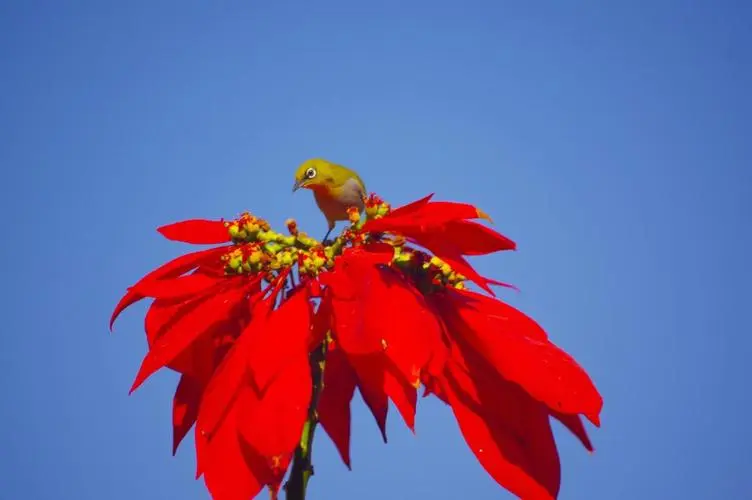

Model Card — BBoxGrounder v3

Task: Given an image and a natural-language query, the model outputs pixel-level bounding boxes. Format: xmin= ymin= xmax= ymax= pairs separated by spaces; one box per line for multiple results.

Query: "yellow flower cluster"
xmin=219 ymin=202 xmax=467 ymax=290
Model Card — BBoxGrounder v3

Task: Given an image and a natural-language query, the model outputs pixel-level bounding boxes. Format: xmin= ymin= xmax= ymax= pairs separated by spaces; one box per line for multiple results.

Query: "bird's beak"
xmin=292 ymin=180 xmax=301 ymax=192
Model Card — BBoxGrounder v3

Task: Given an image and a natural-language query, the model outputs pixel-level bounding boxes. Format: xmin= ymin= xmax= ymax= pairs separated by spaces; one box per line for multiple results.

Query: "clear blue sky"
xmin=1 ymin=1 xmax=750 ymax=499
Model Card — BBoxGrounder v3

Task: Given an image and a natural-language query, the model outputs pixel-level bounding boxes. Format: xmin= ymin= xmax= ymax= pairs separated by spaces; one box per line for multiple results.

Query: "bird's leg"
xmin=321 ymin=227 xmax=333 ymax=245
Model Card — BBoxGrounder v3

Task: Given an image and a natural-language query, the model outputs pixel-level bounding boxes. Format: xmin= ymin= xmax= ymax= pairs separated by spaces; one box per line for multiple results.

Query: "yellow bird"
xmin=292 ymin=158 xmax=367 ymax=242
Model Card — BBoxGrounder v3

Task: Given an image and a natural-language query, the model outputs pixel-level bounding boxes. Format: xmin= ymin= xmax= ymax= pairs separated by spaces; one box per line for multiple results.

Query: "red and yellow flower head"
xmin=110 ymin=193 xmax=602 ymax=500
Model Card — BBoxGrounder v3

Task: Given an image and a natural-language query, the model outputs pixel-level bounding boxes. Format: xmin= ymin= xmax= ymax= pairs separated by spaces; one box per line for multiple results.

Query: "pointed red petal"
xmin=327 ymin=262 xmax=431 ymax=435
xmin=172 ymin=374 xmax=204 ymax=455
xmin=110 ymin=290 xmax=147 ymax=331
xmin=309 ymin=293 xmax=332 ymax=351
xmin=170 ymin=330 xmax=219 ymax=381
xmin=247 ymin=286 xmax=312 ymax=394
xmin=444 ymin=346 xmax=561 ymax=500
xmin=435 ymin=289 xmax=603 ymax=426
xmin=157 ymin=219 xmax=231 ymax=244
xmin=237 ymin=353 xmax=312 ymax=464
xmin=144 ymin=298 xmax=190 ymax=347
xmin=551 ymin=411 xmax=594 ymax=452
xmin=110 ymin=246 xmax=227 ymax=330
xmin=362 ymin=200 xmax=485 ymax=234
xmin=420 ymin=201 xmax=491 ymax=224
xmin=306 ymin=277 xmax=322 ymax=298
xmin=135 ymin=273 xmax=223 ymax=300
xmin=443 ymin=219 xmax=517 ymax=254
xmin=319 ymin=245 xmax=394 ymax=296
xmin=260 ymin=452 xmax=293 ymax=498
xmin=383 ymin=364 xmax=417 ymax=433
xmin=435 ymin=288 xmax=548 ymax=341
xmin=421 ymin=371 xmax=449 ymax=405
xmin=326 ymin=252 xmax=392 ymax=354
xmin=362 ymin=268 xmax=442 ymax=387
xmin=129 ymin=283 xmax=247 ymax=394
xmin=349 ymin=352 xmax=417 ymax=436
xmin=444 ymin=380 xmax=559 ymax=499
xmin=350 ymin=355 xmax=388 ymax=443
xmin=318 ymin=343 xmax=356 ymax=469
xmin=197 ymin=297 xmax=270 ymax=439
xmin=486 ymin=278 xmax=520 ymax=291
xmin=386 ymin=193 xmax=434 ymax=218
xmin=196 ymin=403 xmax=265 ymax=500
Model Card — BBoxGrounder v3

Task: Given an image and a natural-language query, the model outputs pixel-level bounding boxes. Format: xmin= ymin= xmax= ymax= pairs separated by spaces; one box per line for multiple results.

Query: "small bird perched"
xmin=292 ymin=158 xmax=367 ymax=242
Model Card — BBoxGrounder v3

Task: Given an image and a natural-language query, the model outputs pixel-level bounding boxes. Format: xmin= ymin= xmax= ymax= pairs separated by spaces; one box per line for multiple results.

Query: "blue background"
xmin=2 ymin=1 xmax=750 ymax=499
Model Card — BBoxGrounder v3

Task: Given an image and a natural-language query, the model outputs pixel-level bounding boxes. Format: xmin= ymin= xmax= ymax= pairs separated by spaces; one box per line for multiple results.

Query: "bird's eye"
xmin=305 ymin=167 xmax=317 ymax=179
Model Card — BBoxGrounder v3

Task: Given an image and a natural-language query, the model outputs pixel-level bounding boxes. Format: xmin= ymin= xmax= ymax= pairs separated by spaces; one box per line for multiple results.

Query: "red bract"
xmin=157 ymin=219 xmax=232 ymax=244
xmin=430 ymin=288 xmax=603 ymax=427
xmin=111 ymin=194 xmax=602 ymax=500
xmin=362 ymin=199 xmax=517 ymax=294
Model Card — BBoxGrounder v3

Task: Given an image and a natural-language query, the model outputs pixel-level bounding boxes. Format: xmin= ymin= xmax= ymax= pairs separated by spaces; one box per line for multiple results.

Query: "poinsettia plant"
xmin=110 ymin=193 xmax=602 ymax=500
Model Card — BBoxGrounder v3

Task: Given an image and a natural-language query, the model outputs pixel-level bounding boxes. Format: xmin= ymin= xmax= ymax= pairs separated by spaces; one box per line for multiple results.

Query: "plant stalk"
xmin=284 ymin=338 xmax=327 ymax=500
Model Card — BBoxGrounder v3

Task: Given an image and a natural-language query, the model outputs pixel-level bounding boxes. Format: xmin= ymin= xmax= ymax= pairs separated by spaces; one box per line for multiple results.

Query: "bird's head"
xmin=293 ymin=158 xmax=338 ymax=193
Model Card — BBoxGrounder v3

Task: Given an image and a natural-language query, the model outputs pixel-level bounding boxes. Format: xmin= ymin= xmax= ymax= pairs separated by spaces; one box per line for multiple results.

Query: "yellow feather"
xmin=293 ymin=158 xmax=367 ymax=236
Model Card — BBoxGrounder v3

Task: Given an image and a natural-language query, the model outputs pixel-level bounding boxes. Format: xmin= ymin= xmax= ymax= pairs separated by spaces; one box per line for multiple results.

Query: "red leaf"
xmin=247 ymin=286 xmax=312 ymax=394
xmin=144 ymin=298 xmax=226 ymax=379
xmin=170 ymin=331 xmax=219 ymax=381
xmin=386 ymin=193 xmax=434 ymax=218
xmin=318 ymin=343 xmax=356 ymax=469
xmin=435 ymin=288 xmax=548 ymax=341
xmin=383 ymin=364 xmax=417 ymax=433
xmin=318 ymin=244 xmax=393 ymax=299
xmin=363 ymin=198 xmax=511 ymax=294
xmin=420 ymin=201 xmax=491 ymax=222
xmin=434 ymin=289 xmax=603 ymax=426
xmin=237 ymin=353 xmax=312 ymax=464
xmin=349 ymin=352 xmax=417 ymax=435
xmin=551 ymin=411 xmax=594 ymax=452
xmin=110 ymin=246 xmax=227 ymax=330
xmin=363 ymin=268 xmax=442 ymax=387
xmin=444 ymin=346 xmax=561 ymax=500
xmin=442 ymin=219 xmax=517 ymax=254
xmin=351 ymin=356 xmax=389 ymax=443
xmin=144 ymin=298 xmax=190 ymax=346
xmin=135 ymin=273 xmax=223 ymax=300
xmin=195 ymin=402 xmax=266 ymax=500
xmin=362 ymin=200 xmax=487 ymax=234
xmin=321 ymin=244 xmax=402 ymax=353
xmin=129 ymin=283 xmax=247 ymax=394
xmin=197 ymin=297 xmax=271 ymax=440
xmin=421 ymin=371 xmax=449 ymax=405
xmin=172 ymin=374 xmax=204 ymax=455
xmin=326 ymin=260 xmax=434 ymax=435
xmin=326 ymin=255 xmax=388 ymax=354
xmin=310 ymin=293 xmax=332 ymax=351
xmin=157 ymin=219 xmax=231 ymax=244
xmin=307 ymin=277 xmax=322 ymax=298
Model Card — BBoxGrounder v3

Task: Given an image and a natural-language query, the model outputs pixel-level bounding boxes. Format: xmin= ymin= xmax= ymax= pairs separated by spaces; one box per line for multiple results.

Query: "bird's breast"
xmin=313 ymin=178 xmax=365 ymax=222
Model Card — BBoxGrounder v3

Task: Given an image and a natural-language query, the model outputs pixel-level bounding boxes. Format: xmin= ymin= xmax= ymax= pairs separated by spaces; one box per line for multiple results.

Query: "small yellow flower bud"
xmin=286 ymin=218 xmax=298 ymax=235
xmin=347 ymin=206 xmax=361 ymax=224
xmin=280 ymin=251 xmax=294 ymax=266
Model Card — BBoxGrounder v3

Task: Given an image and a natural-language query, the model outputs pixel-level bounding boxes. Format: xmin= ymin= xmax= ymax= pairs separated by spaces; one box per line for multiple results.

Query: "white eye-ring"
xmin=305 ymin=167 xmax=317 ymax=179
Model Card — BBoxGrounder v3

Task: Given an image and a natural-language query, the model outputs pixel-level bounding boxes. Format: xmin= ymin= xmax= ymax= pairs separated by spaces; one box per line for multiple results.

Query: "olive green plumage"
xmin=292 ymin=158 xmax=367 ymax=241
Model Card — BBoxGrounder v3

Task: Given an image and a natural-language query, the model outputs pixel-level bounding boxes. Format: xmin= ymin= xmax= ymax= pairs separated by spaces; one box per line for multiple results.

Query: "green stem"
xmin=285 ymin=339 xmax=327 ymax=500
